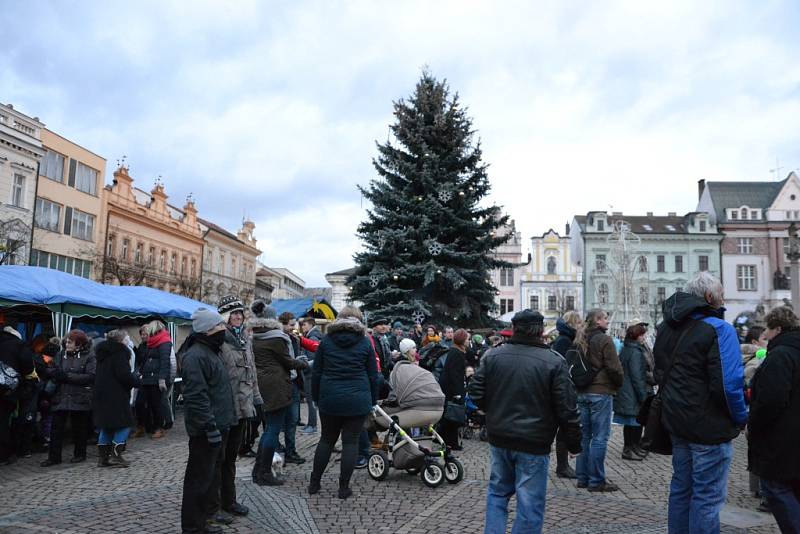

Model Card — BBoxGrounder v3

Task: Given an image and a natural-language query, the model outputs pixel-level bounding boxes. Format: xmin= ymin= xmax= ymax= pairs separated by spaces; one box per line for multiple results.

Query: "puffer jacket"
xmin=180 ymin=334 xmax=235 ymax=437
xmin=654 ymin=292 xmax=747 ymax=445
xmin=579 ymin=327 xmax=624 ymax=395
xmin=50 ymin=346 xmax=96 ymax=412
xmin=469 ymin=336 xmax=581 ymax=455
xmin=748 ymin=328 xmax=800 ymax=482
xmin=613 ymin=340 xmax=652 ymax=418
xmin=312 ymin=318 xmax=378 ymax=417
xmin=219 ymin=326 xmax=262 ymax=421
xmin=140 ymin=330 xmax=172 ymax=385
xmin=250 ymin=318 xmax=307 ymax=413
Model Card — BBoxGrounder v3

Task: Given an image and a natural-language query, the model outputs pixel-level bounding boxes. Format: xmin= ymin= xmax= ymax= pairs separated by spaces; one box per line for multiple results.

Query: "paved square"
xmin=0 ymin=405 xmax=780 ymax=533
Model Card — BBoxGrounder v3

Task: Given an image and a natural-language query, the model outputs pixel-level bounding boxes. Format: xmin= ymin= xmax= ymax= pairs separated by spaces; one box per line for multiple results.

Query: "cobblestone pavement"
xmin=0 ymin=404 xmax=780 ymax=533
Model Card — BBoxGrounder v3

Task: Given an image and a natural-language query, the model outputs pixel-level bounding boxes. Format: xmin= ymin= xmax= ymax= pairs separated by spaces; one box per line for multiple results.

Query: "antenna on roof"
xmin=770 ymin=157 xmax=784 ymax=181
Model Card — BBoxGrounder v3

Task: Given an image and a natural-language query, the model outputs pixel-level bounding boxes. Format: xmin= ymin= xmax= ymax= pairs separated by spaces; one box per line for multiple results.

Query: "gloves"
xmin=206 ymin=428 xmax=222 ymax=448
xmin=255 ymin=403 xmax=266 ymax=426
xmin=158 ymin=379 xmax=167 ymax=392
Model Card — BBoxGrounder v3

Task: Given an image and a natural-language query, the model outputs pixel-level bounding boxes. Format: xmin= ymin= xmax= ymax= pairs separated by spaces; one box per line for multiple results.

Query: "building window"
xmin=11 ymin=174 xmax=25 ymax=208
xmin=638 ymin=256 xmax=648 ymax=272
xmin=500 ymin=267 xmax=514 ymax=286
xmin=231 ymin=258 xmax=236 ymax=278
xmin=597 ymin=219 xmax=605 ymax=231
xmin=191 ymin=258 xmax=197 ymax=277
xmin=530 ymin=295 xmax=539 ymax=311
xmin=500 ymin=298 xmax=514 ymax=315
xmin=657 ymin=255 xmax=665 ymax=272
xmin=181 ymin=256 xmax=187 ymax=275
xmin=699 ymin=220 xmax=707 ymax=232
xmin=75 ymin=162 xmax=98 ymax=195
xmin=699 ymin=255 xmax=709 ymax=272
xmin=70 ymin=210 xmax=95 ymax=241
xmin=121 ymin=239 xmax=129 ymax=260
xmin=547 ymin=295 xmax=557 ymax=311
xmin=657 ymin=287 xmax=666 ymax=303
xmin=31 ymin=249 xmax=92 ymax=278
xmin=170 ymin=253 xmax=177 ymax=274
xmin=34 ymin=198 xmax=61 ymax=232
xmin=547 ymin=257 xmax=557 ymax=275
xmin=219 ymin=254 xmax=225 ymax=274
xmin=737 ymin=238 xmax=753 ymax=254
xmin=107 ymin=236 xmax=115 ymax=257
xmin=639 ymin=287 xmax=648 ymax=306
xmin=595 ymin=254 xmax=606 ymax=273
xmin=675 ymin=255 xmax=683 ymax=273
xmin=751 ymin=210 xmax=758 ymax=220
xmin=160 ymin=250 xmax=166 ymax=271
xmin=730 ymin=210 xmax=738 ymax=220
xmin=566 ymin=295 xmax=575 ymax=311
xmin=598 ymin=283 xmax=609 ymax=305
xmin=41 ymin=150 xmax=65 ymax=182
xmin=737 ymin=265 xmax=757 ymax=291
xmin=741 ymin=209 xmax=749 ymax=220
xmin=135 ymin=243 xmax=143 ymax=264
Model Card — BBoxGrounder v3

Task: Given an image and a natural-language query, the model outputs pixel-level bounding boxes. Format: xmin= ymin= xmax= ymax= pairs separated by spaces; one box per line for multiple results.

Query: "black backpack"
xmin=564 ymin=344 xmax=598 ymax=389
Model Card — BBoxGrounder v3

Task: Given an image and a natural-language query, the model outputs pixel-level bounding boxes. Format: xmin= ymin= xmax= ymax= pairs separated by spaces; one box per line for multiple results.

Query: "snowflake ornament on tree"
xmin=437 ymin=189 xmax=453 ymax=202
xmin=427 ymin=240 xmax=443 ymax=256
xmin=411 ymin=310 xmax=426 ymax=325
xmin=369 ymin=274 xmax=379 ymax=287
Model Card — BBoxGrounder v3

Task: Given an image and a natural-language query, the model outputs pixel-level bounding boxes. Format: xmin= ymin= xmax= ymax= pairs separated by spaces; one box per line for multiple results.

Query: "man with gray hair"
xmin=654 ymin=271 xmax=747 ymax=533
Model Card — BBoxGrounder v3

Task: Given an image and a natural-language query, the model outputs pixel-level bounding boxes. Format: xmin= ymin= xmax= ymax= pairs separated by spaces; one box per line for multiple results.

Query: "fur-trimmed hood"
xmin=327 ymin=318 xmax=366 ymax=336
xmin=247 ymin=317 xmax=282 ymax=332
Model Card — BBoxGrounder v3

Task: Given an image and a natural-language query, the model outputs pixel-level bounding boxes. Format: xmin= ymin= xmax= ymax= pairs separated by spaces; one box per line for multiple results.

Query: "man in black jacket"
xmin=654 ymin=272 xmax=747 ymax=534
xmin=0 ymin=326 xmax=33 ymax=464
xmin=748 ymin=306 xmax=800 ymax=532
xmin=469 ymin=310 xmax=581 ymax=534
xmin=180 ymin=309 xmax=235 ymax=534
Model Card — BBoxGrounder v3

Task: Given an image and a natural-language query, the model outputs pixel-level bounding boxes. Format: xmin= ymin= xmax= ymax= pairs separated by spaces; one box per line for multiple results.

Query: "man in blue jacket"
xmin=654 ymin=272 xmax=747 ymax=534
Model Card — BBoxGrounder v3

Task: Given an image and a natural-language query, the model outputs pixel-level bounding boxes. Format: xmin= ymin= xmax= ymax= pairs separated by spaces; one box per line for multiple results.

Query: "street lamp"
xmin=787 ymin=222 xmax=800 ymax=309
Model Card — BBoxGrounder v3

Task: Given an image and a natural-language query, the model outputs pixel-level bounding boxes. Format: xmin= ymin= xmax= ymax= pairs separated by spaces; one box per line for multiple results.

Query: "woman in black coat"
xmin=438 ymin=329 xmax=468 ymax=450
xmin=94 ymin=331 xmax=141 ymax=467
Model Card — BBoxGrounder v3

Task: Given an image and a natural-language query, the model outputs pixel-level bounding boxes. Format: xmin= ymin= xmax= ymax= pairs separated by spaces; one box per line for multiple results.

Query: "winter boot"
xmin=109 ymin=442 xmax=130 ymax=468
xmin=555 ymin=441 xmax=577 ymax=478
xmin=337 ymin=478 xmax=352 ymax=500
xmin=308 ymin=472 xmax=322 ymax=495
xmin=97 ymin=444 xmax=112 ymax=467
xmin=254 ymin=447 xmax=283 ymax=486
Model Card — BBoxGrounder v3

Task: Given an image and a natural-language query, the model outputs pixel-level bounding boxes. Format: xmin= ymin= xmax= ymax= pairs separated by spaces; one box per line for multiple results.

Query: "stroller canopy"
xmin=389 ymin=360 xmax=445 ymax=410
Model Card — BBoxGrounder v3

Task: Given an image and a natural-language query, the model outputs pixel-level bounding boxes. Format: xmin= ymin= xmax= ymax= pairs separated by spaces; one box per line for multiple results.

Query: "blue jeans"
xmin=484 ymin=445 xmax=549 ymax=534
xmin=668 ymin=436 xmax=733 ymax=534
xmin=576 ymin=393 xmax=612 ymax=487
xmin=761 ymin=478 xmax=800 ymax=533
xmin=259 ymin=407 xmax=287 ymax=451
xmin=97 ymin=427 xmax=130 ymax=445
xmin=282 ymin=384 xmax=301 ymax=454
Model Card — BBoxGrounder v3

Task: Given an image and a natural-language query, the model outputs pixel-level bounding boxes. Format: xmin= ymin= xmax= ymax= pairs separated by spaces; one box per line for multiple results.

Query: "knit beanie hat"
xmin=399 ymin=338 xmax=416 ymax=355
xmin=217 ymin=295 xmax=245 ymax=315
xmin=192 ymin=308 xmax=226 ymax=333
xmin=250 ymin=299 xmax=277 ymax=319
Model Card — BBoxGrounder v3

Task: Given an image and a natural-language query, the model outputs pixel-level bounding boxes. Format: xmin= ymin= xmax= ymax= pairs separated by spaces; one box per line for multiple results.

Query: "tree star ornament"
xmin=411 ymin=310 xmax=426 ymax=325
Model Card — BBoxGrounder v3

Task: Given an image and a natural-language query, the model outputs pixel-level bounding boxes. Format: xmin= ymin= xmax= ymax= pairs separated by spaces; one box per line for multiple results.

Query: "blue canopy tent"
xmin=0 ymin=266 xmax=211 ymax=339
xmin=271 ymin=297 xmax=337 ymax=321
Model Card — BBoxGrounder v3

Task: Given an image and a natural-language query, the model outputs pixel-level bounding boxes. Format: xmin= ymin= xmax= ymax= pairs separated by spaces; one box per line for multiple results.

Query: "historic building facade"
xmin=260 ymin=266 xmax=305 ymax=300
xmin=490 ymin=218 xmax=524 ymax=317
xmin=0 ymin=103 xmax=43 ymax=266
xmin=570 ymin=211 xmax=722 ymax=331
xmin=325 ymin=267 xmax=358 ymax=311
xmin=199 ymin=218 xmax=260 ymax=307
xmin=31 ymin=128 xmax=105 ymax=279
xmin=521 ymin=227 xmax=583 ymax=328
xmin=697 ymin=174 xmax=800 ymax=320
xmin=100 ymin=165 xmax=204 ymax=298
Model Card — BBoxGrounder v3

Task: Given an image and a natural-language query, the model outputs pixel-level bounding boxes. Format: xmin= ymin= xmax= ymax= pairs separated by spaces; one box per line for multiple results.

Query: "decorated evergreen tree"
xmin=349 ymin=70 xmax=511 ymax=329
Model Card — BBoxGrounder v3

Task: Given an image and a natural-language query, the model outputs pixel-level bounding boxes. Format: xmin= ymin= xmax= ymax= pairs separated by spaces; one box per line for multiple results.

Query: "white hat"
xmin=399 ymin=338 xmax=416 ymax=354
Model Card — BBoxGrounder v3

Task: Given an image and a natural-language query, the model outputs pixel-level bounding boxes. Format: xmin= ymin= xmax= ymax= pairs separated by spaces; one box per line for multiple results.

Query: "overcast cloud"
xmin=2 ymin=1 xmax=799 ymax=285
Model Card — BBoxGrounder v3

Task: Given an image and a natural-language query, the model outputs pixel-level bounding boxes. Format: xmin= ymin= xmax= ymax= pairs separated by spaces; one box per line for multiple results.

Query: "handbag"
xmin=0 ymin=361 xmax=20 ymax=396
xmin=639 ymin=321 xmax=698 ymax=455
xmin=443 ymin=400 xmax=466 ymax=426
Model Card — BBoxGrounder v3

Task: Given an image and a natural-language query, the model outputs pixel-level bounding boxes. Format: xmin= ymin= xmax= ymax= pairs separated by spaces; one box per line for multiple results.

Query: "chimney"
xmin=646 ymin=212 xmax=653 ymax=217
xmin=698 ymin=179 xmax=706 ymax=200
xmin=565 ymin=222 xmax=571 ymax=235
xmin=668 ymin=212 xmax=677 ymax=216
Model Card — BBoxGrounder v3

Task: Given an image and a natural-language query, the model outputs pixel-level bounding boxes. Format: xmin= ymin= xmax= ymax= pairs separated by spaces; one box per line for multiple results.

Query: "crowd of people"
xmin=1 ymin=269 xmax=799 ymax=534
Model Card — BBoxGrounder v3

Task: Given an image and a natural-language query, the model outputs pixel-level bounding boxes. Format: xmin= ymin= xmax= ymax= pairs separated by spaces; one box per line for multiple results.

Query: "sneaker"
xmin=354 ymin=457 xmax=368 ymax=469
xmin=223 ymin=502 xmax=249 ymax=517
xmin=588 ymin=481 xmax=620 ymax=492
xmin=301 ymin=426 xmax=317 ymax=434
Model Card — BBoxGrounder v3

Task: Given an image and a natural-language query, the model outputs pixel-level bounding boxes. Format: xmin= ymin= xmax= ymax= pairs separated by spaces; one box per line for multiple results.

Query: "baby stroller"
xmin=366 ymin=360 xmax=465 ymax=488
xmin=461 ymin=392 xmax=487 ymax=441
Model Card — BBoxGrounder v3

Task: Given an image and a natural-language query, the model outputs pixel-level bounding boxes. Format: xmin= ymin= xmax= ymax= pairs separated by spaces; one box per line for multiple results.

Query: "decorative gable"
xmin=766 ymin=172 xmax=800 ymax=222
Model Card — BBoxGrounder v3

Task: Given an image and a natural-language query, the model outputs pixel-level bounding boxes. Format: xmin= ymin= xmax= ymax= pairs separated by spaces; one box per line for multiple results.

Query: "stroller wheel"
xmin=444 ymin=458 xmax=465 ymax=484
xmin=421 ymin=463 xmax=445 ymax=488
xmin=367 ymin=451 xmax=390 ymax=481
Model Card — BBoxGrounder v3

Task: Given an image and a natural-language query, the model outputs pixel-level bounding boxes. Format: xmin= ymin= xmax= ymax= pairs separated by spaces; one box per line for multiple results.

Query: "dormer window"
xmin=730 ymin=210 xmax=739 ymax=220
xmin=741 ymin=209 xmax=748 ymax=220
xmin=597 ymin=219 xmax=605 ymax=231
xmin=699 ymin=220 xmax=707 ymax=232
xmin=751 ymin=210 xmax=758 ymax=220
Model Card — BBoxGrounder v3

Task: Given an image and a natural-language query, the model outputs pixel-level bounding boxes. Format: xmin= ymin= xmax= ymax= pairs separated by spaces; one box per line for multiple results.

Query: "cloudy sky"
xmin=3 ymin=1 xmax=799 ymax=285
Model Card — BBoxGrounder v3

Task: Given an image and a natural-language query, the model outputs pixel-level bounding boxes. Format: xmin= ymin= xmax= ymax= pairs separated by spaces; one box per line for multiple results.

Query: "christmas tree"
xmin=349 ymin=70 xmax=511 ymax=329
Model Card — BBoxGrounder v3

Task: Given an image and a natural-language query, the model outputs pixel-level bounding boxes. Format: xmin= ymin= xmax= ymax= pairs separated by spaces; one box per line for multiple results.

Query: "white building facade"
xmin=490 ymin=218 xmax=523 ymax=317
xmin=521 ymin=228 xmax=583 ymax=327
xmin=0 ymin=103 xmax=44 ymax=265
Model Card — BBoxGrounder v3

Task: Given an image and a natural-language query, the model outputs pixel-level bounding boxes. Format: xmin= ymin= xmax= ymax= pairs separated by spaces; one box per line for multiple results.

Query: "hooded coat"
xmin=219 ymin=326 xmax=262 ymax=421
xmin=748 ymin=328 xmax=800 ymax=482
xmin=551 ymin=319 xmax=576 ymax=357
xmin=140 ymin=330 xmax=172 ymax=385
xmin=50 ymin=345 xmax=96 ymax=412
xmin=250 ymin=317 xmax=307 ymax=413
xmin=93 ymin=340 xmax=141 ymax=429
xmin=653 ymin=292 xmax=747 ymax=445
xmin=312 ymin=318 xmax=378 ymax=417
xmin=613 ymin=340 xmax=652 ymax=418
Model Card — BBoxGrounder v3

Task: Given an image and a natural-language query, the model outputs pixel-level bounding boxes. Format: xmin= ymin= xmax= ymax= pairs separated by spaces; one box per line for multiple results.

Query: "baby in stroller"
xmin=367 ymin=354 xmax=465 ymax=487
